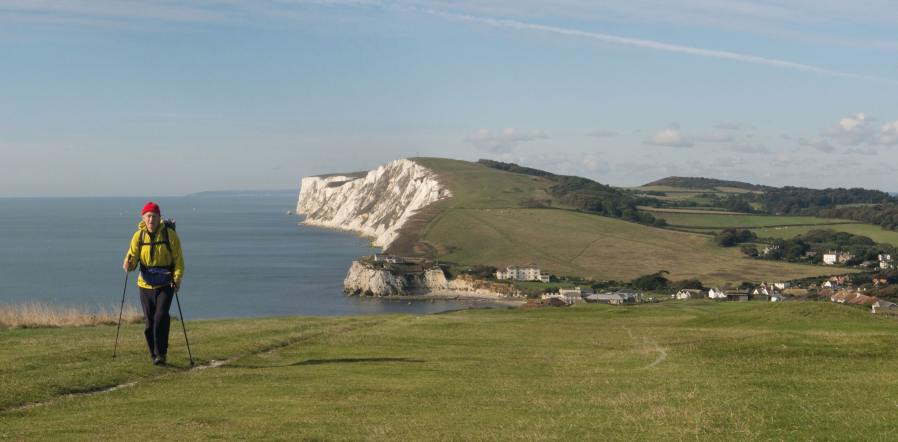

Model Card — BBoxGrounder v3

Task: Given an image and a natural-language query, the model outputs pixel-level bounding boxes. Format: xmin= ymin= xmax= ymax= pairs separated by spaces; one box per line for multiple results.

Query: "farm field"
xmin=651 ymin=212 xmax=857 ymax=229
xmin=751 ymin=223 xmax=898 ymax=246
xmin=638 ymin=206 xmax=744 ymax=215
xmin=3 ymin=302 xmax=898 ymax=441
xmin=421 ymin=207 xmax=841 ymax=285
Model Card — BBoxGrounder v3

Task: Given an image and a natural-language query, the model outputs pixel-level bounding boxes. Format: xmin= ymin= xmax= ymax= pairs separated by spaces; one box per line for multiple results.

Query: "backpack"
xmin=137 ymin=219 xmax=177 ymax=286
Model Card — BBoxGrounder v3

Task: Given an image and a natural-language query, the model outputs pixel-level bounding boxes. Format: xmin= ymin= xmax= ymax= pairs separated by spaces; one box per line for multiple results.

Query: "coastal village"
xmin=358 ymin=255 xmax=898 ymax=314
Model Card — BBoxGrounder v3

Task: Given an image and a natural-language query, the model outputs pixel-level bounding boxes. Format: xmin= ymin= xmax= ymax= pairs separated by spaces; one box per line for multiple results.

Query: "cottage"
xmin=753 ymin=285 xmax=773 ymax=296
xmin=543 ymin=287 xmax=589 ymax=305
xmin=675 ymin=289 xmax=702 ymax=300
xmin=879 ymin=254 xmax=894 ymax=269
xmin=847 ymin=294 xmax=879 ymax=306
xmin=708 ymin=287 xmax=727 ymax=299
xmin=768 ymin=293 xmax=785 ymax=302
xmin=873 ymin=300 xmax=898 ymax=313
xmin=374 ymin=253 xmax=389 ymax=262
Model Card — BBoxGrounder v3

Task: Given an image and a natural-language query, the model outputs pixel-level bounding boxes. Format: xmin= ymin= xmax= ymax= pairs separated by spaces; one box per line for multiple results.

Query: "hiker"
xmin=122 ymin=202 xmax=185 ymax=365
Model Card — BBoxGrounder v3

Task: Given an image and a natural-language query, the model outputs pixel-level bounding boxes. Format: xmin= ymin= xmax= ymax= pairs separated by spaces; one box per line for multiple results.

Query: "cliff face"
xmin=344 ymin=261 xmax=519 ymax=297
xmin=295 ymin=159 xmax=452 ymax=249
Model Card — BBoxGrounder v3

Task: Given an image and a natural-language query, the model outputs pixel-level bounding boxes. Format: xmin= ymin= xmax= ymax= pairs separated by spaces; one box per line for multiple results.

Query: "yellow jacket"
xmin=125 ymin=221 xmax=185 ymax=289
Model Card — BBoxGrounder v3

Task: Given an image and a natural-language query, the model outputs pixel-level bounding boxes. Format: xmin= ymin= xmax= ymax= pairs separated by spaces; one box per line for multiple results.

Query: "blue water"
xmin=0 ymin=197 xmax=502 ymax=319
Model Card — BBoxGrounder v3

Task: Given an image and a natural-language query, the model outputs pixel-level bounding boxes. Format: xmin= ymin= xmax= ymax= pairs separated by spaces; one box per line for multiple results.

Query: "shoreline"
xmin=417 ymin=291 xmax=526 ymax=306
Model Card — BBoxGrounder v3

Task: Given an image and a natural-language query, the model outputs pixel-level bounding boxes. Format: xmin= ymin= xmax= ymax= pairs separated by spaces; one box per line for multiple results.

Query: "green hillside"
xmin=4 ymin=302 xmax=898 ymax=440
xmin=391 ymin=159 xmax=842 ymax=285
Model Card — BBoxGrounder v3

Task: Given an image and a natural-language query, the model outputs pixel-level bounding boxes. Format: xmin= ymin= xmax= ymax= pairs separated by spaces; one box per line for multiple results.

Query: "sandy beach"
xmin=423 ymin=291 xmax=527 ymax=306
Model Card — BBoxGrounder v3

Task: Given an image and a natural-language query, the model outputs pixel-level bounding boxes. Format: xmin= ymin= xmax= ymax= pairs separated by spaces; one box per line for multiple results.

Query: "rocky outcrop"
xmin=343 ymin=261 xmax=519 ymax=297
xmin=295 ymin=159 xmax=452 ymax=249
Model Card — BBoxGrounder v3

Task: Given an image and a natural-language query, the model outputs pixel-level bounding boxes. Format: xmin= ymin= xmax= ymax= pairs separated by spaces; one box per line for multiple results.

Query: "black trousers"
xmin=139 ymin=285 xmax=174 ymax=357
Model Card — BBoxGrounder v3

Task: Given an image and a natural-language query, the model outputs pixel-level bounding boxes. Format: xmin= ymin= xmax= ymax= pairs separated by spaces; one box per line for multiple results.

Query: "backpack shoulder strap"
xmin=162 ymin=226 xmax=172 ymax=254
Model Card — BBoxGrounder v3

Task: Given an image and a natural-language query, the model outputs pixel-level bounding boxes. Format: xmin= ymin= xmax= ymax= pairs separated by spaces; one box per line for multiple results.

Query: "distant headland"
xmin=185 ymin=189 xmax=300 ymax=197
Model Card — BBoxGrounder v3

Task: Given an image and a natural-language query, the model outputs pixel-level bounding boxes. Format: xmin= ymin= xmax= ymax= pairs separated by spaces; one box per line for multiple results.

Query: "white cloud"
xmin=588 ymin=130 xmax=619 ymax=137
xmin=699 ymin=132 xmax=734 ymax=142
xmin=581 ymin=155 xmax=610 ymax=173
xmin=844 ymin=157 xmax=862 ymax=166
xmin=714 ymin=122 xmax=743 ymax=130
xmin=844 ymin=146 xmax=878 ymax=155
xmin=820 ymin=113 xmax=876 ymax=145
xmin=799 ymin=137 xmax=836 ymax=153
xmin=876 ymin=120 xmax=898 ymax=145
xmin=463 ymin=128 xmax=547 ymax=153
xmin=781 ymin=134 xmax=792 ymax=140
xmin=420 ymin=8 xmax=898 ymax=85
xmin=646 ymin=130 xmax=694 ymax=147
xmin=731 ymin=140 xmax=771 ymax=154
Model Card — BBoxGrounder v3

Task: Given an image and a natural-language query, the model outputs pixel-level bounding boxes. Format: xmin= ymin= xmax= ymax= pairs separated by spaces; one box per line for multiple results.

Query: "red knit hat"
xmin=142 ymin=202 xmax=161 ymax=216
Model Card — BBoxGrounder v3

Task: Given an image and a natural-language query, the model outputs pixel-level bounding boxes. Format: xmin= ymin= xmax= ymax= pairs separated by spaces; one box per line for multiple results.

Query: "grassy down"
xmin=3 ymin=302 xmax=898 ymax=441
xmin=750 ymin=223 xmax=898 ymax=247
xmin=650 ymin=212 xmax=856 ymax=229
xmin=396 ymin=159 xmax=843 ymax=285
xmin=423 ymin=208 xmax=838 ymax=284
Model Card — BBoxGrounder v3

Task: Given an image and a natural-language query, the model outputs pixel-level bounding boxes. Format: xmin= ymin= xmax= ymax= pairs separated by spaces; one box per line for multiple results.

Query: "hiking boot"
xmin=153 ymin=354 xmax=167 ymax=365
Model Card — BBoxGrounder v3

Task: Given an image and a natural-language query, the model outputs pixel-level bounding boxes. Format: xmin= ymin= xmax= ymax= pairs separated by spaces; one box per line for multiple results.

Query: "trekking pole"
xmin=173 ymin=288 xmax=195 ymax=366
xmin=113 ymin=270 xmax=129 ymax=360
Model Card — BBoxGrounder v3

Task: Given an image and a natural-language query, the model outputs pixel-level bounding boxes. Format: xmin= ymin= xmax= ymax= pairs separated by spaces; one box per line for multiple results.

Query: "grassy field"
xmin=3 ymin=302 xmax=898 ymax=440
xmin=384 ymin=159 xmax=849 ymax=285
xmin=750 ymin=223 xmax=898 ymax=246
xmin=638 ymin=207 xmax=744 ymax=215
xmin=421 ymin=208 xmax=839 ymax=284
xmin=650 ymin=212 xmax=857 ymax=229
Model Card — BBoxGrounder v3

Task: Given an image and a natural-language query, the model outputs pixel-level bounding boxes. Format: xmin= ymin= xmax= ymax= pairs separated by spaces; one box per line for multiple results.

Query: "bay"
xmin=0 ymin=196 xmax=504 ymax=318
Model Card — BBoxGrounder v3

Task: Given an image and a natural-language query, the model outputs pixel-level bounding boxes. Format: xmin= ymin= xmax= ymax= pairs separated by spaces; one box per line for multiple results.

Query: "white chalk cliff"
xmin=343 ymin=261 xmax=520 ymax=297
xmin=295 ymin=159 xmax=452 ymax=249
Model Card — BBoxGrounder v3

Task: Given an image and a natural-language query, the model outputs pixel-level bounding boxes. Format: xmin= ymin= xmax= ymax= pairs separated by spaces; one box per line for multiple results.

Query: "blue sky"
xmin=1 ymin=1 xmax=897 ymax=196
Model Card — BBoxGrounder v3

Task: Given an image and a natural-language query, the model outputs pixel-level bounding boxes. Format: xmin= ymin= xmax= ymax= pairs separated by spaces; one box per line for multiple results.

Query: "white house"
xmin=823 ymin=251 xmax=838 ymax=265
xmin=772 ymin=282 xmax=791 ymax=290
xmin=546 ymin=287 xmax=592 ymax=304
xmin=880 ymin=254 xmax=894 ymax=269
xmin=675 ymin=289 xmax=702 ymax=300
xmin=708 ymin=288 xmax=727 ymax=299
xmin=822 ymin=281 xmax=842 ymax=290
xmin=768 ymin=293 xmax=785 ymax=302
xmin=496 ymin=264 xmax=549 ymax=282
xmin=374 ymin=253 xmax=389 ymax=261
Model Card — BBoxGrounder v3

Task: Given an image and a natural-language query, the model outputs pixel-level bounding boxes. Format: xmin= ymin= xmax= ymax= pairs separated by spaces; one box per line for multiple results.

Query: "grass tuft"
xmin=0 ymin=301 xmax=143 ymax=329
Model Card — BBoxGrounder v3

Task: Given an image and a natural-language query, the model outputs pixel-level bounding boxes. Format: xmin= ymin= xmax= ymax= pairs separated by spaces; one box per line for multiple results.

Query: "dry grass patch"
xmin=0 ymin=301 xmax=143 ymax=329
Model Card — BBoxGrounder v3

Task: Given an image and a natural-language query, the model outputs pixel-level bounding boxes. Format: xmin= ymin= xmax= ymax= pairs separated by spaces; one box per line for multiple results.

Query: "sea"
xmin=0 ymin=196 xmax=504 ymax=319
